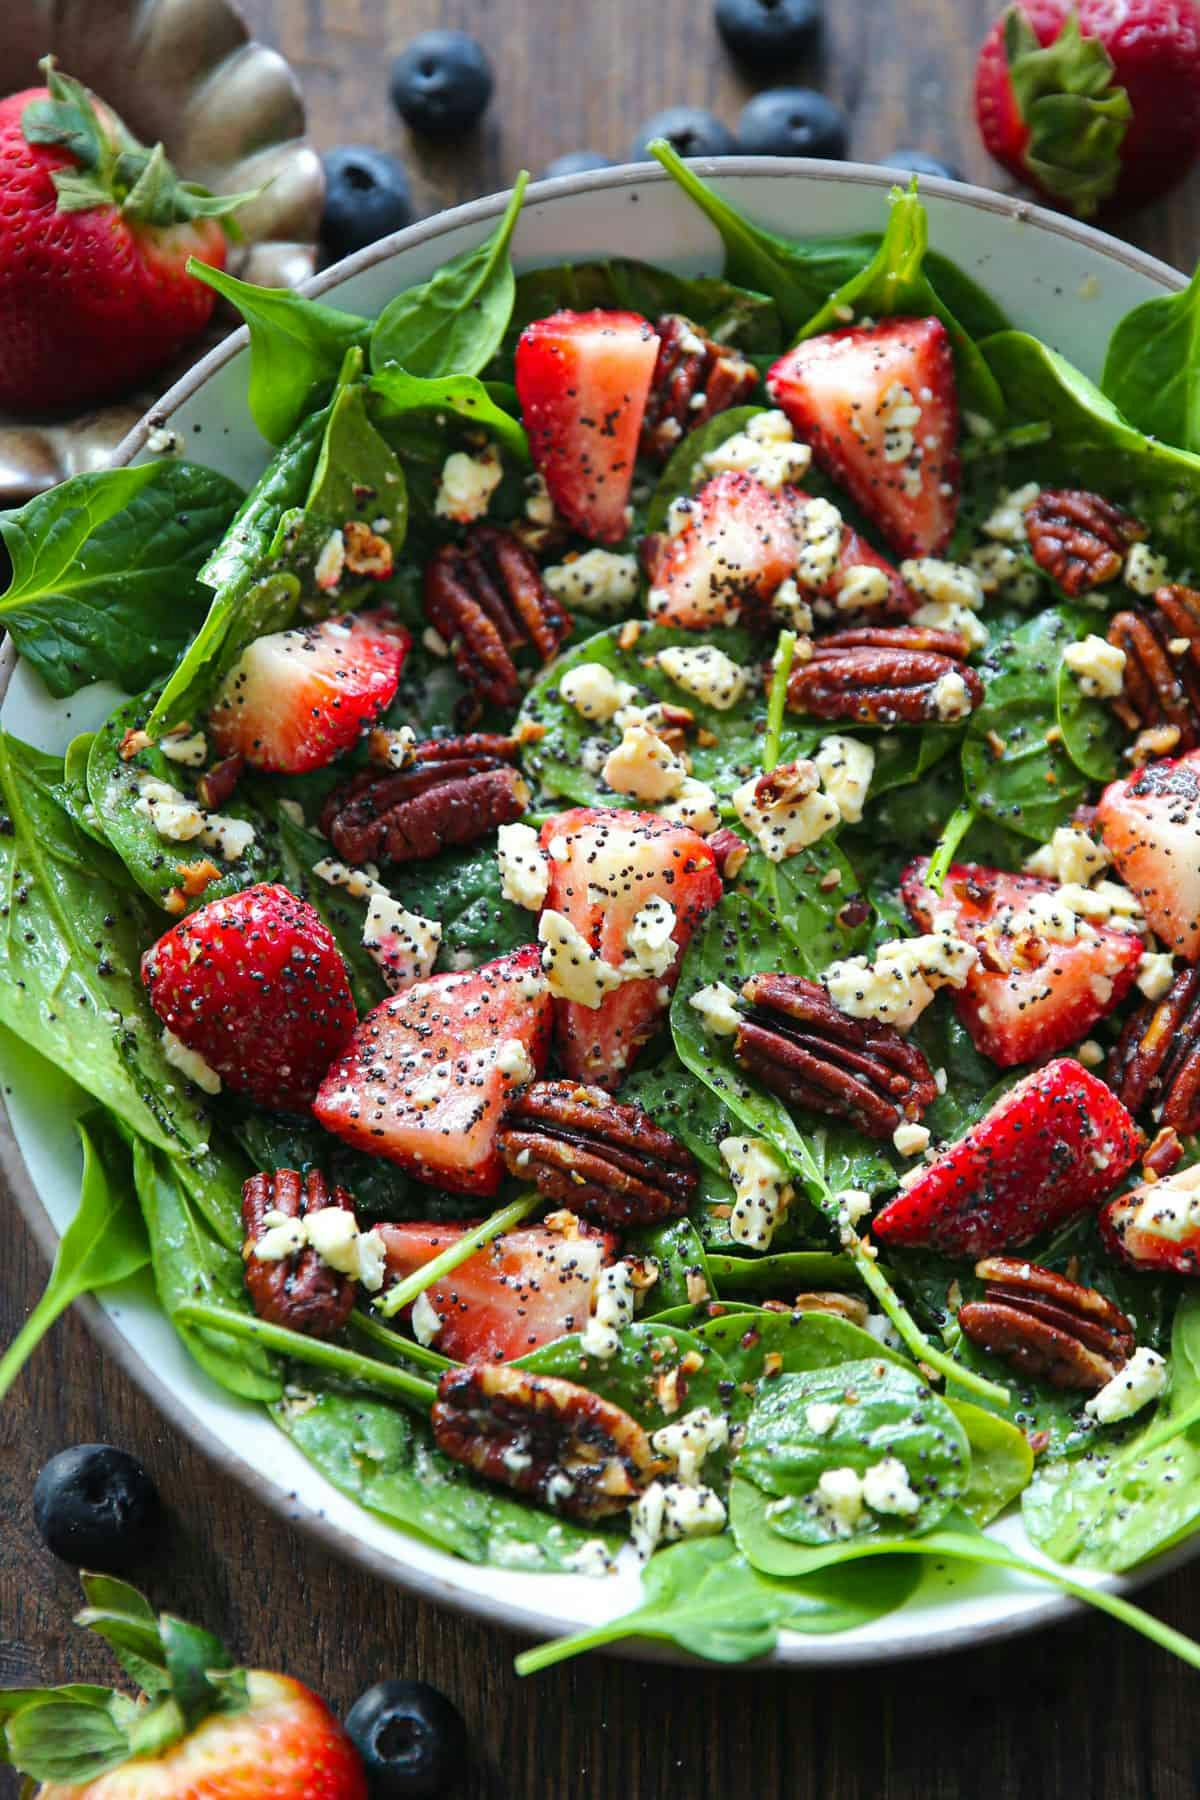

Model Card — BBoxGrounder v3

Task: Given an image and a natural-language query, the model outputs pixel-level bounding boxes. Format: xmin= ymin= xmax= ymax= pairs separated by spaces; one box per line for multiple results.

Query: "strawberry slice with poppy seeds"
xmin=208 ymin=609 xmax=410 ymax=775
xmin=515 ymin=308 xmax=660 ymax=543
xmin=142 ymin=882 xmax=358 ymax=1113
xmin=1100 ymin=1165 xmax=1200 ymax=1277
xmin=767 ymin=316 xmax=960 ymax=557
xmin=790 ymin=488 xmax=916 ymax=621
xmin=643 ymin=471 xmax=800 ymax=628
xmin=314 ymin=945 xmax=553 ymax=1195
xmin=902 ymin=857 xmax=1143 ymax=1067
xmin=538 ymin=807 xmax=723 ymax=1088
xmin=1097 ymin=749 xmax=1200 ymax=961
xmin=377 ymin=1219 xmax=620 ymax=1361
xmin=872 ymin=1058 xmax=1142 ymax=1258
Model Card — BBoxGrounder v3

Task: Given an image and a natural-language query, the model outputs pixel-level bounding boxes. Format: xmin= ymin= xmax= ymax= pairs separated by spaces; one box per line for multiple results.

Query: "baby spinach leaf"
xmin=735 ymin=838 xmax=873 ymax=974
xmin=948 ymin=1399 xmax=1033 ymax=1526
xmin=626 ymin=1217 xmax=713 ymax=1313
xmin=369 ymin=366 xmax=529 ymax=463
xmin=1101 ymin=259 xmax=1200 ymax=453
xmin=383 ymin=838 xmax=532 ymax=973
xmin=1056 ymin=650 xmax=1123 ymax=782
xmin=504 ymin=257 xmax=781 ymax=359
xmin=370 ymin=174 xmax=528 ymax=379
xmin=0 ymin=461 xmax=243 ymax=699
xmin=519 ymin=1323 xmax=731 ymax=1441
xmin=618 ymin=1052 xmax=750 ymax=1246
xmin=699 ymin=1308 xmax=906 ymax=1388
xmin=705 ymin=1250 xmax=856 ymax=1298
xmin=188 ymin=263 xmax=372 ymax=446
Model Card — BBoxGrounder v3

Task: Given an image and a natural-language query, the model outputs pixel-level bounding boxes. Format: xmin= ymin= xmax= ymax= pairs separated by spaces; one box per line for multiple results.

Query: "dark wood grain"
xmin=3 ymin=1 xmax=1200 ymax=1794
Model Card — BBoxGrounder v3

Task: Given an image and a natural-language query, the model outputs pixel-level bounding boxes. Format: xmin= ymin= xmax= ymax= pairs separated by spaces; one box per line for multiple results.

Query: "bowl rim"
xmin=2 ymin=156 xmax=1194 ymax=1667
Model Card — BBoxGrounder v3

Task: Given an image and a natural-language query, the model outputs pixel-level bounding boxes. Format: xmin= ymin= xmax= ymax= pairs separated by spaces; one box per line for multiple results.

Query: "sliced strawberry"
xmin=1097 ymin=749 xmax=1200 ymax=961
xmin=1101 ymin=1167 xmax=1200 ymax=1277
xmin=767 ymin=316 xmax=959 ymax=557
xmin=644 ymin=471 xmax=799 ymax=628
xmin=902 ymin=857 xmax=1143 ymax=1067
xmin=539 ymin=806 xmax=723 ymax=1088
xmin=208 ymin=608 xmax=410 ymax=775
xmin=515 ymin=308 xmax=660 ymax=543
xmin=313 ymin=945 xmax=552 ymax=1195
xmin=377 ymin=1220 xmax=619 ymax=1360
xmin=142 ymin=882 xmax=357 ymax=1113
xmin=791 ymin=487 xmax=916 ymax=621
xmin=872 ymin=1059 xmax=1142 ymax=1258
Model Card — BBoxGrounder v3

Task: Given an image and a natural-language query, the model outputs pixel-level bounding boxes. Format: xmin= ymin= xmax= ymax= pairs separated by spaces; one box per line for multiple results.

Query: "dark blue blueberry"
xmin=389 ymin=31 xmax=493 ymax=137
xmin=630 ymin=107 xmax=737 ymax=163
xmin=541 ymin=150 xmax=615 ymax=180
xmin=33 ymin=1445 xmax=160 ymax=1572
xmin=320 ymin=147 xmax=413 ymax=261
xmin=881 ymin=148 xmax=963 ymax=182
xmin=346 ymin=1680 xmax=467 ymax=1799
xmin=737 ymin=87 xmax=847 ymax=159
xmin=715 ymin=0 xmax=822 ymax=67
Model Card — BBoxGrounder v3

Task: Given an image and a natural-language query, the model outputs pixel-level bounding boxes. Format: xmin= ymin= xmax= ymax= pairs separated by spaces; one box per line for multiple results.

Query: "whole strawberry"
xmin=975 ymin=0 xmax=1200 ymax=215
xmin=0 ymin=58 xmax=247 ymax=412
xmin=5 ymin=1574 xmax=367 ymax=1798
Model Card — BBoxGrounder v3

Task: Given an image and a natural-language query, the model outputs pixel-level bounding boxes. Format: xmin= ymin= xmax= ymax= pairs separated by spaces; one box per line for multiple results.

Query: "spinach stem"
xmin=515 ymin=1616 xmax=647 ymax=1676
xmin=845 ymin=1235 xmax=1010 ymax=1408
xmin=762 ymin=630 xmax=797 ymax=774
xmin=926 ymin=803 xmax=976 ymax=894
xmin=174 ymin=1302 xmax=437 ymax=1412
xmin=348 ymin=1309 xmax=455 ymax=1372
xmin=373 ymin=1192 xmax=541 ymax=1319
xmin=0 ymin=1290 xmax=73 ymax=1404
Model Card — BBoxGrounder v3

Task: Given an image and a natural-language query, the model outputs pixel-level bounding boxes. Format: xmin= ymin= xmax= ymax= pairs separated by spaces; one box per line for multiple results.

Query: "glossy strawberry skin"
xmin=646 ymin=471 xmax=799 ymax=629
xmin=314 ymin=945 xmax=553 ymax=1194
xmin=0 ymin=85 xmax=225 ymax=413
xmin=378 ymin=1220 xmax=619 ymax=1360
xmin=1100 ymin=1182 xmax=1200 ymax=1277
xmin=515 ymin=308 xmax=660 ymax=543
xmin=36 ymin=1670 xmax=367 ymax=1800
xmin=540 ymin=807 xmax=723 ymax=1089
xmin=902 ymin=857 xmax=1144 ymax=1067
xmin=767 ymin=316 xmax=959 ymax=557
xmin=142 ymin=883 xmax=358 ymax=1114
xmin=872 ymin=1058 xmax=1142 ymax=1258
xmin=1097 ymin=749 xmax=1200 ymax=961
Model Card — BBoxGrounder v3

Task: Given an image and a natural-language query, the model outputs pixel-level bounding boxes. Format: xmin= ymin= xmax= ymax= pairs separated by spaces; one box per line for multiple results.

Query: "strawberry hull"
xmin=872 ymin=1059 xmax=1142 ymax=1258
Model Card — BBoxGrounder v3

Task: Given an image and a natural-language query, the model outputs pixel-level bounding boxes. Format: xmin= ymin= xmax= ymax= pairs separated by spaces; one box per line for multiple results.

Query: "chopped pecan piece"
xmin=958 ymin=1257 xmax=1134 ymax=1391
xmin=639 ymin=313 xmax=760 ymax=463
xmin=343 ymin=518 xmax=394 ymax=579
xmin=1024 ymin=489 xmax=1145 ymax=597
xmin=423 ymin=523 xmax=572 ymax=716
xmin=196 ymin=752 xmax=244 ymax=812
xmin=735 ymin=972 xmax=938 ymax=1138
xmin=707 ymin=826 xmax=749 ymax=880
xmin=431 ymin=1362 xmax=665 ymax=1520
xmin=241 ymin=1169 xmax=357 ymax=1340
xmin=498 ymin=1080 xmax=698 ymax=1227
xmin=1109 ymin=965 xmax=1200 ymax=1134
xmin=785 ymin=625 xmax=983 ymax=725
xmin=1108 ymin=584 xmax=1200 ymax=752
xmin=321 ymin=732 xmax=530 ymax=866
xmin=788 ymin=1291 xmax=871 ymax=1327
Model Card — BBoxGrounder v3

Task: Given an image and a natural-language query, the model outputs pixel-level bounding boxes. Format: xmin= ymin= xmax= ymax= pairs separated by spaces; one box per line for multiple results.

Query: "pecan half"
xmin=735 ymin=972 xmax=938 ymax=1139
xmin=196 ymin=753 xmax=244 ymax=812
xmin=958 ymin=1257 xmax=1134 ymax=1391
xmin=1108 ymin=584 xmax=1200 ymax=753
xmin=321 ymin=731 xmax=529 ymax=866
xmin=241 ymin=1169 xmax=357 ymax=1340
xmin=431 ymin=1362 xmax=665 ymax=1520
xmin=1024 ymin=489 xmax=1145 ymax=597
xmin=497 ymin=1080 xmax=698 ymax=1227
xmin=1109 ymin=965 xmax=1200 ymax=1134
xmin=785 ymin=625 xmax=983 ymax=725
xmin=424 ymin=523 xmax=572 ymax=716
xmin=639 ymin=313 xmax=760 ymax=463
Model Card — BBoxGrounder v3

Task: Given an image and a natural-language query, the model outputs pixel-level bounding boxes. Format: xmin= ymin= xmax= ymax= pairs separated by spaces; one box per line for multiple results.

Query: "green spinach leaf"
xmin=519 ymin=1324 xmax=731 ymax=1443
xmin=626 ymin=1217 xmax=714 ymax=1313
xmin=948 ymin=1398 xmax=1034 ymax=1526
xmin=1101 ymin=260 xmax=1200 ymax=454
xmin=369 ymin=367 xmax=529 ymax=463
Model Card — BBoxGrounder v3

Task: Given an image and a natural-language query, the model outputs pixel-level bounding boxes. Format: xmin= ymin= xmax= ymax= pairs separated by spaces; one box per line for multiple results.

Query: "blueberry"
xmin=881 ymin=148 xmax=963 ymax=182
xmin=630 ymin=107 xmax=737 ymax=163
xmin=320 ymin=147 xmax=413 ymax=262
xmin=541 ymin=150 xmax=614 ymax=180
xmin=33 ymin=1445 xmax=160 ymax=1572
xmin=389 ymin=31 xmax=493 ymax=138
xmin=737 ymin=87 xmax=848 ymax=159
xmin=345 ymin=1680 xmax=467 ymax=1799
xmin=715 ymin=0 xmax=822 ymax=68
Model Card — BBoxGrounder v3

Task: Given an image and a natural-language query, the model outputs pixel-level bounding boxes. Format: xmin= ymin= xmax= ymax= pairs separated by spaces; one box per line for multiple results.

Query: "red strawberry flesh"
xmin=644 ymin=471 xmax=799 ymax=629
xmin=1097 ymin=749 xmax=1200 ymax=961
xmin=1101 ymin=1175 xmax=1200 ymax=1277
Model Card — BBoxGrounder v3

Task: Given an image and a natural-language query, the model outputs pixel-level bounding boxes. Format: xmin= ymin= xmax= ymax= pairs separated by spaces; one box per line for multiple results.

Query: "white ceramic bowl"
xmin=1 ymin=159 xmax=1193 ymax=1666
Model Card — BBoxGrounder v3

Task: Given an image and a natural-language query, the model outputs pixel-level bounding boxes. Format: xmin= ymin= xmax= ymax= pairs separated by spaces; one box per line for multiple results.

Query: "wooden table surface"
xmin=3 ymin=1 xmax=1199 ymax=1795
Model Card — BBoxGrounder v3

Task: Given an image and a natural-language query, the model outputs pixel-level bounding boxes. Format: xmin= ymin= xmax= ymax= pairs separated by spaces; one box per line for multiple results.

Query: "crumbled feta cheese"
xmin=968 ymin=542 xmax=1023 ymax=594
xmin=313 ymin=857 xmax=376 ymax=899
xmin=159 ymin=727 xmax=208 ymax=767
xmin=538 ymin=909 xmax=624 ymax=1008
xmin=566 ymin=1539 xmax=615 ymax=1578
xmin=823 ymin=928 xmax=979 ymax=1032
xmin=1064 ymin=635 xmax=1126 ymax=699
xmin=1084 ymin=1346 xmax=1168 ymax=1424
xmin=877 ymin=381 xmax=922 ymax=468
xmin=1124 ymin=542 xmax=1169 ymax=596
xmin=813 ymin=735 xmax=874 ymax=824
xmin=580 ymin=1261 xmax=637 ymax=1360
xmin=771 ymin=577 xmax=815 ymax=634
xmin=836 ymin=564 xmax=893 ymax=612
xmin=911 ymin=597 xmax=989 ymax=652
xmin=862 ymin=1455 xmax=921 ymax=1517
xmin=253 ymin=1215 xmax=307 ymax=1261
xmin=161 ymin=1028 xmax=222 ymax=1094
xmin=651 ymin=1406 xmax=729 ymax=1485
xmin=660 ymin=1481 xmax=726 ymax=1545
xmin=1129 ymin=1162 xmax=1200 ymax=1242
xmin=835 ymin=1187 xmax=872 ymax=1229
xmin=666 ymin=494 xmax=696 ymax=537
xmin=1002 ymin=888 xmax=1093 ymax=944
xmin=1053 ymin=879 xmax=1144 ymax=931
xmin=524 ymin=471 xmax=555 ymax=526
xmin=981 ymin=482 xmax=1039 ymax=542
xmin=701 ymin=411 xmax=812 ymax=488
xmin=602 ymin=723 xmax=688 ymax=801
xmin=893 ymin=1121 xmax=931 ymax=1157
xmin=805 ymin=1402 xmax=841 ymax=1436
xmin=1077 ymin=1039 xmax=1105 ymax=1068
xmin=1024 ymin=825 xmax=1111 ymax=887
xmin=252 ymin=1203 xmax=386 ymax=1292
xmin=496 ymin=822 xmax=550 ymax=910
xmin=201 ymin=813 xmax=256 ymax=862
xmin=314 ymin=528 xmax=345 ymax=591
xmin=279 ymin=798 xmax=306 ymax=827
xmin=494 ymin=1037 xmax=536 ymax=1088
xmin=134 ymin=774 xmax=205 ymax=842
xmin=733 ymin=759 xmax=840 ymax=861
xmin=363 ymin=890 xmax=441 ymax=986
xmin=689 ymin=980 xmax=742 ymax=1037
xmin=795 ymin=497 xmax=844 ymax=589
xmin=411 ymin=1291 xmax=443 ymax=1347
xmin=658 ymin=776 xmax=720 ymax=835
xmin=543 ymin=548 xmax=640 ymax=615
xmin=720 ymin=1135 xmax=794 ymax=1250
xmin=434 ymin=446 xmax=503 ymax=523
xmin=559 ymin=662 xmax=638 ymax=722
xmin=623 ymin=896 xmax=677 ymax=979
xmin=655 ymin=644 xmax=749 ymax=710
xmin=423 ymin=625 xmax=451 ymax=658
xmin=1137 ymin=951 xmax=1176 ymax=1000
xmin=930 ymin=669 xmax=974 ymax=722
xmin=813 ymin=1467 xmax=865 ymax=1537
xmin=900 ymin=557 xmax=985 ymax=613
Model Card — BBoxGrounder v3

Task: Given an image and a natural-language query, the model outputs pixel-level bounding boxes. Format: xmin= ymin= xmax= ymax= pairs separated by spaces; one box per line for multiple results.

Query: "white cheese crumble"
xmin=1124 ymin=541 xmax=1168 ymax=596
xmin=133 ymin=773 xmax=254 ymax=862
xmin=622 ymin=896 xmax=677 ymax=979
xmin=1024 ymin=825 xmax=1111 ymax=887
xmin=861 ymin=1455 xmax=921 ymax=1517
xmin=720 ymin=1135 xmax=794 ymax=1250
xmin=732 ymin=759 xmax=840 ymax=861
xmin=524 ymin=471 xmax=555 ymax=526
xmin=689 ymin=980 xmax=742 ymax=1037
xmin=496 ymin=822 xmax=550 ymax=911
xmin=161 ymin=1028 xmax=222 ymax=1095
xmin=893 ymin=1121 xmax=931 ymax=1157
xmin=602 ymin=723 xmax=688 ymax=801
xmin=655 ymin=643 xmax=749 ymax=710
xmin=579 ymin=1260 xmax=636 ymax=1361
xmin=911 ymin=597 xmax=989 ymax=652
xmin=878 ymin=381 xmax=922 ymax=466
xmin=651 ymin=1406 xmax=729 ymax=1485
xmin=434 ymin=446 xmax=503 ymax=523
xmin=1052 ymin=879 xmax=1144 ymax=931
xmin=252 ymin=1205 xmax=387 ymax=1292
xmin=813 ymin=1467 xmax=865 ymax=1537
xmin=771 ymin=576 xmax=815 ymax=634
xmin=900 ymin=557 xmax=985 ymax=613
xmin=1129 ymin=1163 xmax=1200 ymax=1242
xmin=363 ymin=890 xmax=442 ymax=985
xmin=835 ymin=1187 xmax=872 ymax=1230
xmin=630 ymin=1480 xmax=727 ymax=1559
xmin=795 ymin=497 xmax=844 ymax=590
xmin=314 ymin=528 xmax=346 ymax=591
xmin=658 ymin=776 xmax=721 ymax=835
xmin=981 ymin=482 xmax=1039 ymax=542
xmin=494 ymin=1037 xmax=536 ymax=1088
xmin=836 ymin=563 xmax=893 ymax=612
xmin=1137 ymin=951 xmax=1176 ymax=1000
xmin=814 ymin=735 xmax=874 ymax=824
xmin=411 ymin=1291 xmax=443 ymax=1347
xmin=1002 ymin=889 xmax=1094 ymax=944
xmin=701 ymin=410 xmax=812 ymax=489
xmin=538 ymin=909 xmax=624 ymax=1008
xmin=930 ymin=669 xmax=973 ymax=721
xmin=805 ymin=1402 xmax=841 ymax=1436
xmin=1084 ymin=1346 xmax=1168 ymax=1425
xmin=543 ymin=548 xmax=640 ymax=615
xmin=159 ymin=727 xmax=208 ymax=767
xmin=822 ymin=928 xmax=979 ymax=1032
xmin=559 ymin=662 xmax=638 ymax=722
xmin=1064 ymin=635 xmax=1126 ymax=699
